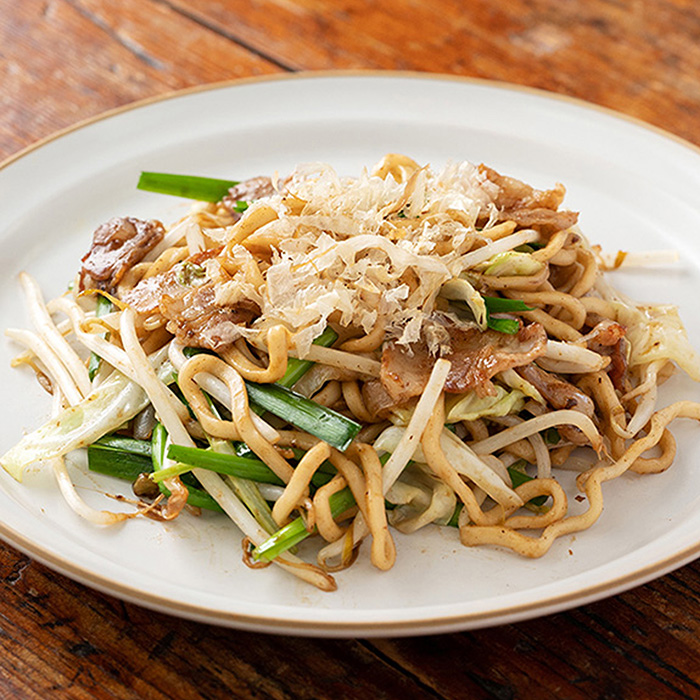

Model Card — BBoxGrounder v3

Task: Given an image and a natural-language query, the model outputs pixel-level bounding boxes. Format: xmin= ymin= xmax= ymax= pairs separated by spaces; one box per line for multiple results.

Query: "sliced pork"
xmin=221 ymin=176 xmax=276 ymax=216
xmin=361 ymin=380 xmax=397 ymax=419
xmin=516 ymin=363 xmax=595 ymax=444
xmin=122 ymin=254 xmax=259 ymax=351
xmin=479 ymin=165 xmax=579 ymax=236
xmin=579 ymin=320 xmax=628 ymax=392
xmin=579 ymin=320 xmax=626 ymax=350
xmin=80 ymin=217 xmax=164 ymax=292
xmin=380 ymin=320 xmax=547 ymax=405
xmin=517 ymin=363 xmax=594 ymax=416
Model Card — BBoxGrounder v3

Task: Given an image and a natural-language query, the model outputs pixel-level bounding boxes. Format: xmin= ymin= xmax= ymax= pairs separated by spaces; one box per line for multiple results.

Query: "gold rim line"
xmin=0 ymin=510 xmax=697 ymax=635
xmin=3 ymin=69 xmax=700 ymax=633
xmin=3 ymin=68 xmax=700 ymax=171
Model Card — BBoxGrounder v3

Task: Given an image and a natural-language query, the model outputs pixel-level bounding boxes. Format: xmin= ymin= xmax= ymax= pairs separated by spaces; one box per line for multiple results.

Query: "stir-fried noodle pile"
xmin=4 ymin=154 xmax=700 ymax=590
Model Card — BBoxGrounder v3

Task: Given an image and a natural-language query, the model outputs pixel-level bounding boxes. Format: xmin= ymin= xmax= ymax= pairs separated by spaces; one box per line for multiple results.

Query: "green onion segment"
xmin=482 ymin=296 xmax=534 ymax=335
xmin=180 ymin=327 xmax=356 ymax=449
xmin=244 ymin=381 xmax=360 ymax=451
xmin=137 ymin=172 xmax=238 ymax=202
xmin=87 ymin=443 xmax=152 ymax=482
xmin=163 ymin=445 xmax=284 ymax=485
xmin=507 ymin=461 xmax=548 ymax=506
xmin=253 ymin=486 xmax=356 ymax=562
xmin=486 ymin=317 xmax=521 ymax=334
xmin=277 ymin=327 xmax=338 ymax=389
xmin=482 ymin=296 xmax=533 ymax=314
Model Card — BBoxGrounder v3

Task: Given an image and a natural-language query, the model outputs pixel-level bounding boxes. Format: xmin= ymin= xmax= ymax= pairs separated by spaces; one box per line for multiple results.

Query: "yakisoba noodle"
xmin=4 ymin=154 xmax=700 ymax=592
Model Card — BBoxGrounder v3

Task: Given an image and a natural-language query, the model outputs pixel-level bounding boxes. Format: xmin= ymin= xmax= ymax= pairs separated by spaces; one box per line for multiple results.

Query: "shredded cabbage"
xmin=476 ymin=251 xmax=544 ymax=277
xmin=1 ymin=371 xmax=150 ymax=481
xmin=2 ymin=353 xmax=174 ymax=481
xmin=613 ymin=302 xmax=700 ymax=381
xmin=374 ymin=425 xmax=522 ymax=508
xmin=439 ymin=278 xmax=487 ymax=330
xmin=445 ymin=386 xmax=526 ymax=423
xmin=386 ymin=464 xmax=457 ymax=533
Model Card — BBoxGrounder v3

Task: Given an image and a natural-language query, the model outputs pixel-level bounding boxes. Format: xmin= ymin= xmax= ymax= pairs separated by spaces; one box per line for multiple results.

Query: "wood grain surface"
xmin=3 ymin=1 xmax=700 ymax=698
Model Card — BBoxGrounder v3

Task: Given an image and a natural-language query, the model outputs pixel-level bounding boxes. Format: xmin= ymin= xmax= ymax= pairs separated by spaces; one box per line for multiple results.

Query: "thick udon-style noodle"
xmin=4 ymin=153 xmax=700 ymax=591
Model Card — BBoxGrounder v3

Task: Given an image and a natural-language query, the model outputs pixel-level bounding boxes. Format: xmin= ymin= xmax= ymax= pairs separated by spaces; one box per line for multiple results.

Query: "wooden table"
xmin=3 ymin=1 xmax=700 ymax=697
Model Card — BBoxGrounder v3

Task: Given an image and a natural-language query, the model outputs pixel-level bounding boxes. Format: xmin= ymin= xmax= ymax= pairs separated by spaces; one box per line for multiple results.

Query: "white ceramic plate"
xmin=2 ymin=73 xmax=700 ymax=637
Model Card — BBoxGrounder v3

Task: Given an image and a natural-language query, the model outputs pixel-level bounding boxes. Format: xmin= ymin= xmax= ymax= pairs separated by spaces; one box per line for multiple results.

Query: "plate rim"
xmin=3 ymin=70 xmax=700 ymax=636
xmin=1 ymin=510 xmax=697 ymax=636
xmin=4 ymin=69 xmax=700 ymax=170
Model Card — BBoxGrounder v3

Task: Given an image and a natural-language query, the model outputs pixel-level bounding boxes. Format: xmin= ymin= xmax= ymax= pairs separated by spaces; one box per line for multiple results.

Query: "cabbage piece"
xmin=445 ymin=386 xmax=526 ymax=423
xmin=387 ymin=405 xmax=413 ymax=427
xmin=475 ymin=251 xmax=544 ymax=277
xmin=386 ymin=464 xmax=457 ymax=533
xmin=1 ymin=365 xmax=171 ymax=481
xmin=613 ymin=301 xmax=700 ymax=381
xmin=439 ymin=278 xmax=487 ymax=330
xmin=374 ymin=424 xmax=522 ymax=508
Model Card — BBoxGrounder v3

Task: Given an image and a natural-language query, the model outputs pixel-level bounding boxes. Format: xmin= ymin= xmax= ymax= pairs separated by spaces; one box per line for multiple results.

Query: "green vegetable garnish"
xmin=181 ymin=329 xmax=357 ymax=450
xmin=87 ymin=443 xmax=152 ymax=482
xmin=482 ymin=296 xmax=534 ymax=335
xmin=507 ymin=460 xmax=548 ymax=507
xmin=137 ymin=172 xmax=238 ymax=202
xmin=244 ymin=381 xmax=360 ymax=451
xmin=482 ymin=296 xmax=534 ymax=314
xmin=276 ymin=326 xmax=338 ymax=389
xmin=252 ymin=486 xmax=356 ymax=562
xmin=486 ymin=317 xmax=521 ymax=334
xmin=95 ymin=434 xmax=152 ymax=457
xmin=87 ymin=432 xmax=222 ymax=512
xmin=161 ymin=445 xmax=285 ymax=486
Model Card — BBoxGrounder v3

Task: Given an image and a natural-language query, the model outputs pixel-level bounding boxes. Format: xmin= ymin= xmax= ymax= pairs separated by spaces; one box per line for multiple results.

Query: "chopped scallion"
xmin=244 ymin=381 xmax=360 ymax=451
xmin=253 ymin=486 xmax=356 ymax=562
xmin=95 ymin=434 xmax=152 ymax=457
xmin=507 ymin=461 xmax=548 ymax=506
xmin=483 ymin=296 xmax=534 ymax=314
xmin=163 ymin=445 xmax=285 ymax=485
xmin=87 ymin=444 xmax=152 ymax=482
xmin=277 ymin=326 xmax=339 ymax=389
xmin=137 ymin=172 xmax=238 ymax=202
xmin=159 ymin=482 xmax=223 ymax=512
xmin=89 ymin=431 xmax=221 ymax=511
xmin=151 ymin=423 xmax=168 ymax=473
xmin=252 ymin=453 xmax=390 ymax=561
xmin=486 ymin=317 xmax=521 ymax=334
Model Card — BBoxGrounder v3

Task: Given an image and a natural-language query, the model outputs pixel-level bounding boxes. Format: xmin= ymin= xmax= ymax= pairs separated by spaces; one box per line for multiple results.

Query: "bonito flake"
xmin=226 ymin=159 xmax=500 ymax=356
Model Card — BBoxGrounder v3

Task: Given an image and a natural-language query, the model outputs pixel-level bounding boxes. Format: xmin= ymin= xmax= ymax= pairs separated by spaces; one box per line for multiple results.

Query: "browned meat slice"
xmin=362 ymin=380 xmax=398 ymax=420
xmin=606 ymin=338 xmax=629 ymax=393
xmin=503 ymin=208 xmax=579 ymax=235
xmin=80 ymin=217 xmax=164 ymax=292
xmin=121 ymin=268 xmax=183 ymax=315
xmin=479 ymin=165 xmax=566 ymax=211
xmin=516 ymin=363 xmax=595 ymax=444
xmin=479 ymin=165 xmax=579 ymax=236
xmin=380 ymin=342 xmax=435 ymax=406
xmin=381 ymin=321 xmax=547 ymax=405
xmin=580 ymin=320 xmax=629 ymax=392
xmin=221 ymin=176 xmax=275 ymax=215
xmin=160 ymin=285 xmax=259 ymax=351
xmin=122 ymin=254 xmax=259 ymax=351
xmin=580 ymin=320 xmax=626 ymax=351
xmin=517 ymin=363 xmax=594 ymax=415
xmin=122 ymin=248 xmax=222 ymax=314
xmin=447 ymin=323 xmax=547 ymax=395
